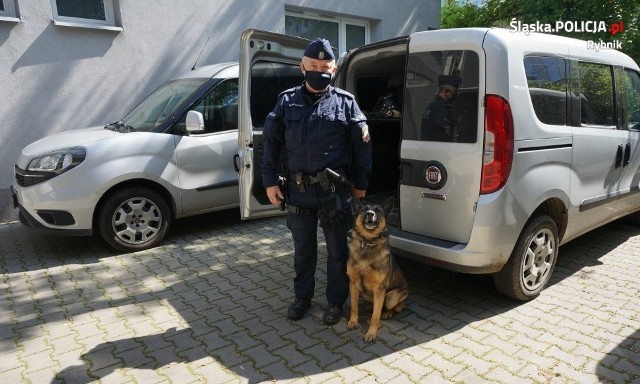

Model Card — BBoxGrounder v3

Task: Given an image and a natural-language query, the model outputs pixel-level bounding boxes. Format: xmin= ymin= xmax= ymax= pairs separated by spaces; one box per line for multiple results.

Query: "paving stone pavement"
xmin=0 ymin=208 xmax=639 ymax=384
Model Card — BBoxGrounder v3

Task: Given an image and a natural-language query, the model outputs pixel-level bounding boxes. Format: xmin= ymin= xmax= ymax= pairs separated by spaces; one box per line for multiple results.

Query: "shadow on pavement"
xmin=548 ymin=218 xmax=639 ymax=289
xmin=597 ymin=328 xmax=640 ymax=382
xmin=50 ymin=263 xmax=514 ymax=383
xmin=1 ymin=208 xmax=637 ymax=382
xmin=38 ymin=209 xmax=517 ymax=383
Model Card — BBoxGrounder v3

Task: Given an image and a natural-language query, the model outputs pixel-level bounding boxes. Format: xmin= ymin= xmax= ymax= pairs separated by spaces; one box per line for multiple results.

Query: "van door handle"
xmin=233 ymin=153 xmax=240 ymax=173
xmin=624 ymin=143 xmax=631 ymax=167
xmin=616 ymin=144 xmax=623 ymax=169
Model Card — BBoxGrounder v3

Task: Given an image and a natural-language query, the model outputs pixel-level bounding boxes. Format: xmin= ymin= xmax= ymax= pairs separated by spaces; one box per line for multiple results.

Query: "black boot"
xmin=287 ymin=298 xmax=311 ymax=320
xmin=322 ymin=303 xmax=343 ymax=325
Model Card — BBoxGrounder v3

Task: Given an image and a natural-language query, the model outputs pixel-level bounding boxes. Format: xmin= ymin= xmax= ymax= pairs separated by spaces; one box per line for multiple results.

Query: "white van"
xmin=12 ymin=60 xmax=305 ymax=252
xmin=13 ymin=63 xmax=245 ymax=252
xmin=238 ymin=28 xmax=640 ymax=300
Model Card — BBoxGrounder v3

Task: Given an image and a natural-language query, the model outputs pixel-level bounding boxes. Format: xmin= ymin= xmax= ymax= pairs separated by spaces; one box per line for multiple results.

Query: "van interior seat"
xmin=223 ymin=104 xmax=238 ymax=130
xmin=202 ymin=106 xmax=225 ymax=133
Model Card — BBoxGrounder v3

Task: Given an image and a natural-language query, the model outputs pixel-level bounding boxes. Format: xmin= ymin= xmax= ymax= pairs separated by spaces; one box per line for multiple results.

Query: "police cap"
xmin=303 ymin=38 xmax=335 ymax=61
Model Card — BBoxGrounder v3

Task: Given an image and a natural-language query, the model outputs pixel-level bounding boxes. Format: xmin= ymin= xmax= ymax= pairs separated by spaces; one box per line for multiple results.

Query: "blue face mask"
xmin=304 ymin=70 xmax=332 ymax=91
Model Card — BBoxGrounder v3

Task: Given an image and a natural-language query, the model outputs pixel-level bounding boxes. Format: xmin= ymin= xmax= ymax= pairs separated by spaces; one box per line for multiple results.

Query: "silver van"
xmin=13 ymin=63 xmax=244 ymax=252
xmin=12 ymin=59 xmax=306 ymax=252
xmin=238 ymin=28 xmax=640 ymax=300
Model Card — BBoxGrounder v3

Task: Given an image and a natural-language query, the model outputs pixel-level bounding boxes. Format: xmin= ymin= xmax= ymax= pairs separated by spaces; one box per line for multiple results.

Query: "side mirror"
xmin=186 ymin=110 xmax=205 ymax=133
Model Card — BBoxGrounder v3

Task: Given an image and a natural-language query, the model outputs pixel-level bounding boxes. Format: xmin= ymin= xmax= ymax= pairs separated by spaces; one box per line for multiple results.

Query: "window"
xmin=624 ymin=69 xmax=640 ymax=131
xmin=121 ymin=78 xmax=209 ymax=132
xmin=0 ymin=0 xmax=18 ymax=20
xmin=50 ymin=0 xmax=117 ymax=28
xmin=250 ymin=61 xmax=304 ymax=128
xmin=285 ymin=11 xmax=369 ymax=56
xmin=577 ymin=62 xmax=615 ymax=126
xmin=404 ymin=50 xmax=480 ymax=143
xmin=191 ymin=79 xmax=239 ymax=134
xmin=524 ymin=56 xmax=568 ymax=125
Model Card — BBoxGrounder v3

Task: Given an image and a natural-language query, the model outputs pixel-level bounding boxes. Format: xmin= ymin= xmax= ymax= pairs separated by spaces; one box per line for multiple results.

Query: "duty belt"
xmin=287 ymin=204 xmax=315 ymax=216
xmin=288 ymin=168 xmax=352 ymax=193
xmin=288 ymin=171 xmax=321 ymax=185
xmin=289 ymin=170 xmax=331 ymax=192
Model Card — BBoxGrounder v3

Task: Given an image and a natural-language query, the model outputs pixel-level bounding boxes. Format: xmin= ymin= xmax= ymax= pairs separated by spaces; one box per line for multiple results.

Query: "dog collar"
xmin=352 ymin=229 xmax=389 ymax=249
xmin=360 ymin=240 xmax=377 ymax=248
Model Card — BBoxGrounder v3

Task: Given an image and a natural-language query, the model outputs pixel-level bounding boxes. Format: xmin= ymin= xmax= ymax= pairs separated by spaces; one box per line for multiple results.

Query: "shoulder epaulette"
xmin=334 ymin=87 xmax=355 ymax=99
xmin=278 ymin=86 xmax=301 ymax=98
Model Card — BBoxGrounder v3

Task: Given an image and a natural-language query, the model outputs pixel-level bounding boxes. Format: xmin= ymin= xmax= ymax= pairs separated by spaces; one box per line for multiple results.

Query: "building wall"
xmin=0 ymin=0 xmax=439 ymax=188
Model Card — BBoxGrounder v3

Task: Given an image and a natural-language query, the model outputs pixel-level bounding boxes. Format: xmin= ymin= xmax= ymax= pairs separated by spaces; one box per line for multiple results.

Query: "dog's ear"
xmin=351 ymin=198 xmax=363 ymax=215
xmin=383 ymin=196 xmax=395 ymax=214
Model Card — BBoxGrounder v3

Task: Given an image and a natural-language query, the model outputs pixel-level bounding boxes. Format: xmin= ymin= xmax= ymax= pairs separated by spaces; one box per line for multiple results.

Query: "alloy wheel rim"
xmin=112 ymin=197 xmax=162 ymax=245
xmin=522 ymin=228 xmax=555 ymax=291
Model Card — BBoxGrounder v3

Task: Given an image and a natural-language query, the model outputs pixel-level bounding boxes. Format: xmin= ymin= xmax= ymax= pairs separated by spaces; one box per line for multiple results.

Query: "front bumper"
xmin=10 ymin=185 xmax=92 ymax=236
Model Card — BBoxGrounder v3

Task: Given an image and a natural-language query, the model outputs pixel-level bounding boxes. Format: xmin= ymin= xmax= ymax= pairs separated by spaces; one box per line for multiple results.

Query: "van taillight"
xmin=481 ymin=95 xmax=514 ymax=194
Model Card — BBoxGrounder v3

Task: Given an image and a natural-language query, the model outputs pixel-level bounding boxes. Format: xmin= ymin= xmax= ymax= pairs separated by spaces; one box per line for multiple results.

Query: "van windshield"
xmin=119 ymin=78 xmax=208 ymax=132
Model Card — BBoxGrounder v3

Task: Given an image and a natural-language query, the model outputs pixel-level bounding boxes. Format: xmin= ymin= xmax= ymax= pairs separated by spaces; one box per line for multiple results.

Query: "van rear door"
xmin=237 ymin=29 xmax=307 ymax=219
xmin=397 ymin=30 xmax=486 ymax=243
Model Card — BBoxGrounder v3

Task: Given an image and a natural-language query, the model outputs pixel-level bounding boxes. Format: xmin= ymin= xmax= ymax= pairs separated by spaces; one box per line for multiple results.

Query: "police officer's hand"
xmin=352 ymin=188 xmax=366 ymax=200
xmin=266 ymin=185 xmax=284 ymax=206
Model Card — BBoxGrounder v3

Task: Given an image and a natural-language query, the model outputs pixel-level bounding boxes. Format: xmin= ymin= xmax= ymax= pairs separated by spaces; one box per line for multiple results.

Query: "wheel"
xmin=98 ymin=187 xmax=170 ymax=252
xmin=623 ymin=211 xmax=640 ymax=226
xmin=493 ymin=214 xmax=558 ymax=301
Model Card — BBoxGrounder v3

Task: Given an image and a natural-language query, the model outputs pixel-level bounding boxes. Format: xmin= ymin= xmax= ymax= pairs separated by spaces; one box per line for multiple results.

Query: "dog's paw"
xmin=347 ymin=319 xmax=360 ymax=329
xmin=381 ymin=310 xmax=394 ymax=320
xmin=363 ymin=331 xmax=377 ymax=342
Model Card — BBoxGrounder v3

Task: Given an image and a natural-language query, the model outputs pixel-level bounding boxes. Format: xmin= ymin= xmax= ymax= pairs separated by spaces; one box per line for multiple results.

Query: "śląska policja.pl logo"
xmin=509 ymin=19 xmax=625 ymax=51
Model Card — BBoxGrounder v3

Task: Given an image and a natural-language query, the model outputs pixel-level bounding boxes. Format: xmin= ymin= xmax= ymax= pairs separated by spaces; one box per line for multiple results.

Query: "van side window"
xmin=404 ymin=50 xmax=479 ymax=143
xmin=624 ymin=69 xmax=640 ymax=131
xmin=251 ymin=62 xmax=304 ymax=128
xmin=524 ymin=56 xmax=567 ymax=125
xmin=577 ymin=62 xmax=615 ymax=126
xmin=191 ymin=79 xmax=239 ymax=134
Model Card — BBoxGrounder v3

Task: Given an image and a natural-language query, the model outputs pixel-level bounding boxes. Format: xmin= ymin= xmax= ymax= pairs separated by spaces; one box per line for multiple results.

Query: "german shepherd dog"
xmin=347 ymin=197 xmax=409 ymax=342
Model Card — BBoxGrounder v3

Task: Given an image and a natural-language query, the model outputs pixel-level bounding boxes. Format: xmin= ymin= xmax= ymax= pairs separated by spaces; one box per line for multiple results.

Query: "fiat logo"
xmin=425 ymin=166 xmax=442 ymax=183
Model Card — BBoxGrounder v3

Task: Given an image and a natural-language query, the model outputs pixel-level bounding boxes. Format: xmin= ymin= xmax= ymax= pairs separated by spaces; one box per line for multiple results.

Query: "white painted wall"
xmin=0 ymin=0 xmax=439 ymax=188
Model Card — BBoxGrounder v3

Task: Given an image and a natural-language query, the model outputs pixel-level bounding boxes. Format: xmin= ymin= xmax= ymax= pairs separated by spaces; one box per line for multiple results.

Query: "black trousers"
xmin=286 ymin=182 xmax=353 ymax=305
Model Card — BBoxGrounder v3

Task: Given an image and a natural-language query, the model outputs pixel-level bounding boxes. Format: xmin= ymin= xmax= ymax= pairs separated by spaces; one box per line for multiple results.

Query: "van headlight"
xmin=15 ymin=148 xmax=86 ymax=187
xmin=27 ymin=148 xmax=86 ymax=173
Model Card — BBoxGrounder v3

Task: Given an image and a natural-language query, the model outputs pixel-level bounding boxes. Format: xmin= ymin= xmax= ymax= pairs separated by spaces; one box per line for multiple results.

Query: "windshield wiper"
xmin=104 ymin=122 xmax=119 ymax=131
xmin=105 ymin=121 xmax=136 ymax=133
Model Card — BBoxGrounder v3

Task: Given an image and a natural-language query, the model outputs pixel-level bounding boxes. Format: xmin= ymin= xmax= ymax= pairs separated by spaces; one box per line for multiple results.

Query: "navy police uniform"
xmin=261 ymin=39 xmax=372 ymax=308
xmin=421 ymin=74 xmax=461 ymax=142
xmin=421 ymin=95 xmax=454 ymax=141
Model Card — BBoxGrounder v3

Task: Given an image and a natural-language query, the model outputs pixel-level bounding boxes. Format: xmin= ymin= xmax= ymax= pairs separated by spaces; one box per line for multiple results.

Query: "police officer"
xmin=421 ymin=74 xmax=460 ymax=141
xmin=262 ymin=38 xmax=372 ymax=325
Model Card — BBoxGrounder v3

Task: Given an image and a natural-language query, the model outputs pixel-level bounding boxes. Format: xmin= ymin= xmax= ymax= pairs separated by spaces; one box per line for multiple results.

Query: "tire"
xmin=623 ymin=211 xmax=640 ymax=226
xmin=98 ymin=187 xmax=170 ymax=252
xmin=493 ymin=214 xmax=558 ymax=301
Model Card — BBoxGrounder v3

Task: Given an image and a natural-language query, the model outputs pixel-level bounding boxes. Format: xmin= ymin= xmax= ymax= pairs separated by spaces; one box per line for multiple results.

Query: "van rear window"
xmin=524 ymin=56 xmax=568 ymax=126
xmin=403 ymin=50 xmax=479 ymax=143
